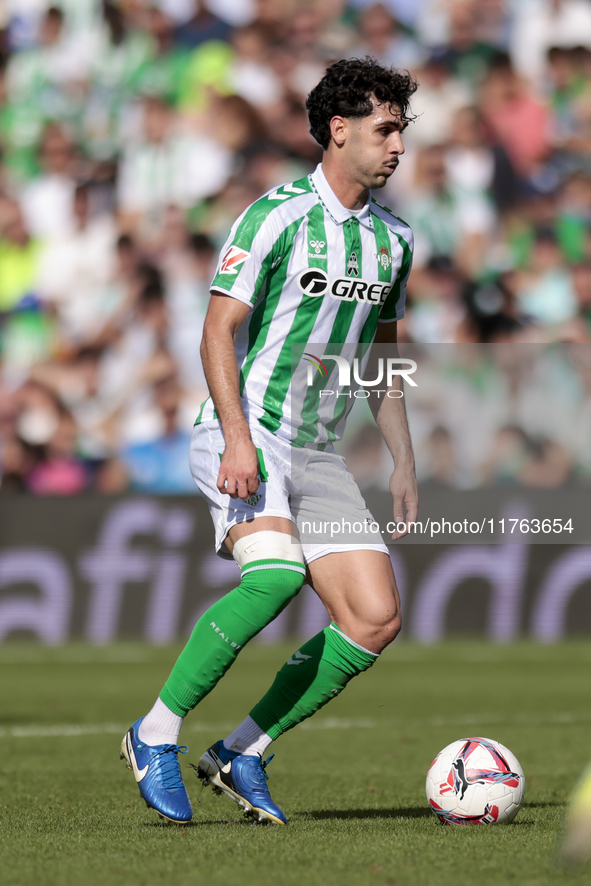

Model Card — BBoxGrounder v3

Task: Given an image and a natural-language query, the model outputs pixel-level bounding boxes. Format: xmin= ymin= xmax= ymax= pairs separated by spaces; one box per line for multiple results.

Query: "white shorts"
xmin=189 ymin=419 xmax=389 ymax=565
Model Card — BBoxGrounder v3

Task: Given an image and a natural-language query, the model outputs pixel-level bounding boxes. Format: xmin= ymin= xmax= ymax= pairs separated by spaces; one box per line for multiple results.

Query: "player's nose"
xmin=390 ymin=131 xmax=404 ymax=155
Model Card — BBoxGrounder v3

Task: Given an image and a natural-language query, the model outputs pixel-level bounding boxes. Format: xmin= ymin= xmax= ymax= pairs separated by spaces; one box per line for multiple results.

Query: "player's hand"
xmin=389 ymin=462 xmax=418 ymax=540
xmin=217 ymin=438 xmax=260 ymax=500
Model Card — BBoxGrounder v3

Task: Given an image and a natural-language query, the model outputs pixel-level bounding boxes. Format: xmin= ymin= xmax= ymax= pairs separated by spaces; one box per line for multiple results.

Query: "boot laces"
xmin=155 ymin=744 xmax=188 ymax=791
xmin=245 ymin=753 xmax=275 ymax=789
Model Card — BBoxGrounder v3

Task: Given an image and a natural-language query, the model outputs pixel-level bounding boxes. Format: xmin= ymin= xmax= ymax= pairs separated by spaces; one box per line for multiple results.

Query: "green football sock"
xmin=249 ymin=622 xmax=378 ymax=739
xmin=159 ymin=560 xmax=305 ymax=717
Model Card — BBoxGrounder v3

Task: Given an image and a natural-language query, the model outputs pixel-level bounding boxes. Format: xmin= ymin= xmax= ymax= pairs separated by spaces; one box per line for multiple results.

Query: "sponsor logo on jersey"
xmin=219 ymin=245 xmax=251 ymax=274
xmin=308 ymin=239 xmax=327 ymax=259
xmin=375 ymin=246 xmax=394 ymax=270
xmin=298 ymin=269 xmax=329 ymax=297
xmin=297 ymin=268 xmax=392 ymax=305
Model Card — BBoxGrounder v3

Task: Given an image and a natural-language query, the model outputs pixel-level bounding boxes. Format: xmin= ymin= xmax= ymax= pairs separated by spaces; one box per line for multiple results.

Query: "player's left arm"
xmin=369 ymin=320 xmax=418 ymax=540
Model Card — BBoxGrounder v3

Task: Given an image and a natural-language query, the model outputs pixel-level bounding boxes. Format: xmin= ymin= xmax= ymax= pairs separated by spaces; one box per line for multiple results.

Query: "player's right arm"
xmin=200 ymin=185 xmax=305 ymax=498
xmin=200 ymin=294 xmax=260 ymax=501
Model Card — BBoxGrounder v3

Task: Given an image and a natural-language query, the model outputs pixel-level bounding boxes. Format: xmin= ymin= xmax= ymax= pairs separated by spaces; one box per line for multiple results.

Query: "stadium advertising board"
xmin=0 ymin=494 xmax=589 ymax=643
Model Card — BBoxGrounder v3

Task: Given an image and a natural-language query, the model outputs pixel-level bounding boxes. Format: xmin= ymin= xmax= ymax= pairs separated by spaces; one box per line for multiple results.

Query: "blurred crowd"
xmin=343 ymin=343 xmax=591 ymax=489
xmin=1 ymin=0 xmax=591 ymax=494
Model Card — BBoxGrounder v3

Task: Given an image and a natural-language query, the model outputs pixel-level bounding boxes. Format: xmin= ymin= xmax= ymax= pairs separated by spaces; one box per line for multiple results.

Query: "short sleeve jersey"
xmin=196 ymin=163 xmax=414 ymax=449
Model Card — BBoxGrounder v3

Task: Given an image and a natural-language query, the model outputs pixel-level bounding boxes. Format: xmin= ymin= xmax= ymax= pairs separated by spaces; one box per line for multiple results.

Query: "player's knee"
xmin=238 ymin=563 xmax=304 ymax=607
xmin=275 ymin=567 xmax=305 ymax=599
xmin=361 ymin=608 xmax=401 ymax=652
xmin=233 ymin=530 xmax=305 ymax=604
xmin=354 ymin=594 xmax=402 ymax=651
xmin=340 ymin=609 xmax=401 ymax=654
xmin=378 ymin=611 xmax=402 ymax=649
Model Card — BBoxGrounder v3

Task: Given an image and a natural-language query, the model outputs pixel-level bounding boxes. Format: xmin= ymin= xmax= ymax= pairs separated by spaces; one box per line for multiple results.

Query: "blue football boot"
xmin=196 ymin=740 xmax=287 ymax=825
xmin=120 ymin=717 xmax=193 ymax=823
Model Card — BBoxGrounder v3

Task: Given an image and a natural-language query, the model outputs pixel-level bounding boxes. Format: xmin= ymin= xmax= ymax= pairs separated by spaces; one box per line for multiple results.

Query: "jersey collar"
xmin=311 ymin=163 xmax=373 ymax=228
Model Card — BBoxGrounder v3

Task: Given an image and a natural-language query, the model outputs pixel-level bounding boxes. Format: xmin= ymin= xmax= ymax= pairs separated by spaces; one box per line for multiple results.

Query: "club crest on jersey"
xmin=376 ymin=247 xmax=394 ymax=270
xmin=220 ymin=245 xmax=251 ymax=274
xmin=245 ymin=493 xmax=262 ymax=507
xmin=347 ymin=252 xmax=359 ymax=277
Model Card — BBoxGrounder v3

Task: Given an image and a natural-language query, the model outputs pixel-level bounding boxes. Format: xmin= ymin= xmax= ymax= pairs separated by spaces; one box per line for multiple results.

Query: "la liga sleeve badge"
xmin=220 ymin=245 xmax=251 ymax=274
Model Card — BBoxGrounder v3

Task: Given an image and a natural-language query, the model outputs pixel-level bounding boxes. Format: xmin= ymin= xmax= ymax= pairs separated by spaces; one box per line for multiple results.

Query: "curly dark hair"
xmin=306 ymin=57 xmax=418 ymax=151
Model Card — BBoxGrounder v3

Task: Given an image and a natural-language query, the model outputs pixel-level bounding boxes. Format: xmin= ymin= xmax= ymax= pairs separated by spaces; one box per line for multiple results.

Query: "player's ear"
xmin=329 ymin=116 xmax=347 ymax=147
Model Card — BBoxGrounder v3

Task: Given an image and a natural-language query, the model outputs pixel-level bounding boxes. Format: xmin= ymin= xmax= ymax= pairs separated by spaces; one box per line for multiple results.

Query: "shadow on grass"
xmin=141 ymin=809 xmax=432 ymax=827
xmin=295 ymin=807 xmax=432 ymax=821
xmin=142 ymin=803 xmax=550 ymax=828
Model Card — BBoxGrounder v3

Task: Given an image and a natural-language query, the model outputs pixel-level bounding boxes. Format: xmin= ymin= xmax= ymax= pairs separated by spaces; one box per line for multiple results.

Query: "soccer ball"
xmin=425 ymin=737 xmax=525 ymax=825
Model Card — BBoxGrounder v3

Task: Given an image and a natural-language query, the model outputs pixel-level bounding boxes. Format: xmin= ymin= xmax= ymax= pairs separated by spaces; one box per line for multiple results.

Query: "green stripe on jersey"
xmin=258 ymin=291 xmax=326 ymax=436
xmin=370 ymin=200 xmax=413 ymax=321
xmin=306 ymin=202 xmax=328 ymax=272
xmin=371 ymin=213 xmax=396 ymax=283
xmin=257 ymin=204 xmax=328 ymax=436
xmin=239 ymin=215 xmax=308 ymax=394
xmin=194 ymin=399 xmax=207 ymax=426
xmin=323 ymin=310 xmax=380 ymax=443
xmin=192 ymin=397 xmax=218 ymax=423
xmin=380 ymin=231 xmax=412 ymax=321
xmin=292 ymin=301 xmax=360 ymax=448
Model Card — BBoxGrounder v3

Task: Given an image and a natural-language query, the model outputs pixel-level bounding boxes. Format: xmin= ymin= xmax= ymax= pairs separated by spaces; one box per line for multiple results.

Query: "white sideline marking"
xmin=2 ymin=711 xmax=590 ymax=740
xmin=300 ymin=717 xmax=376 ymax=730
xmin=0 ymin=718 xmax=377 ymax=740
xmin=0 ymin=723 xmax=126 ymax=739
xmin=0 ymin=723 xmax=234 ymax=739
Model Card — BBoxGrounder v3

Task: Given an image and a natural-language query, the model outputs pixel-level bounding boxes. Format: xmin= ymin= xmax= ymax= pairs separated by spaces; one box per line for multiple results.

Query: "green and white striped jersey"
xmin=196 ymin=163 xmax=413 ymax=449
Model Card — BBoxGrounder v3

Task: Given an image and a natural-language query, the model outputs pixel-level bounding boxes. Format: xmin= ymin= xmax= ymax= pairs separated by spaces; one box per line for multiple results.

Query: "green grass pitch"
xmin=1 ymin=640 xmax=591 ymax=886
